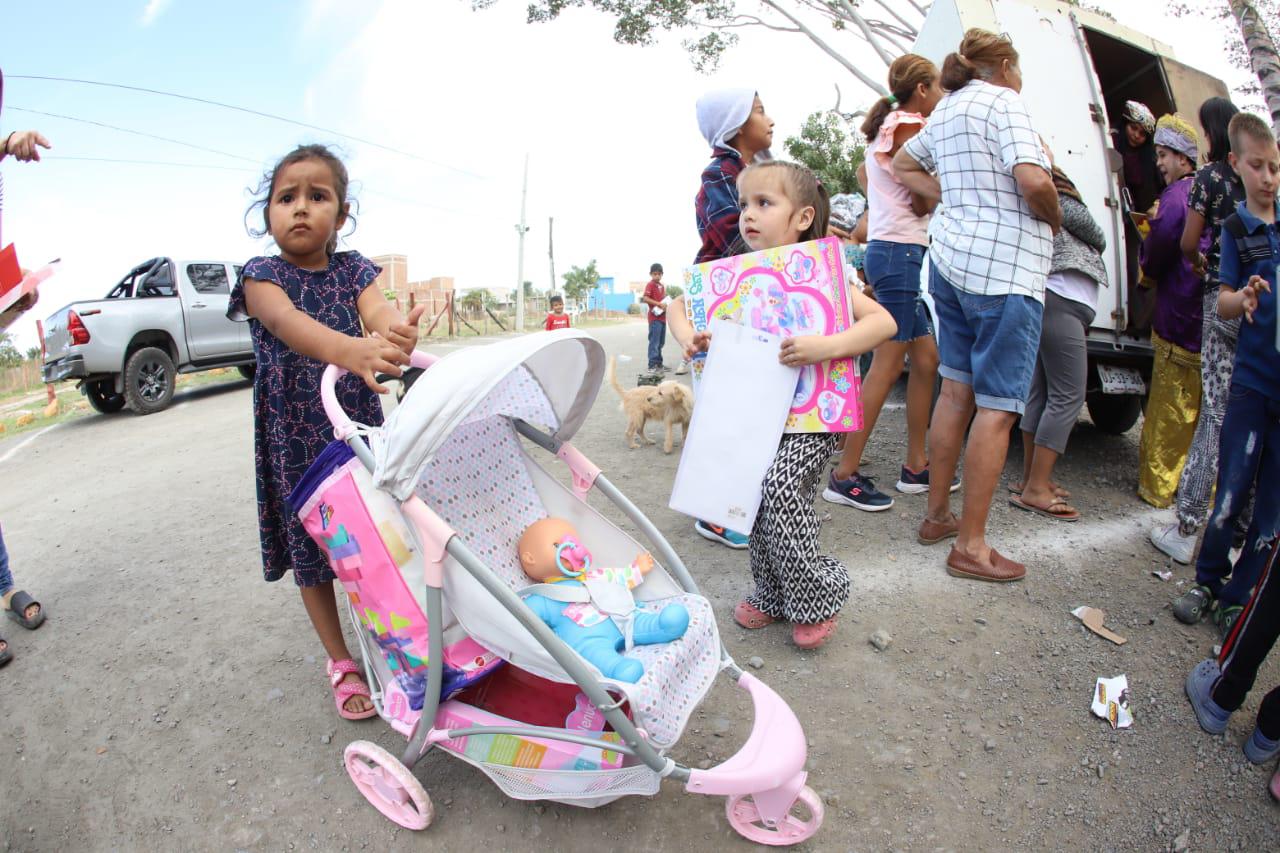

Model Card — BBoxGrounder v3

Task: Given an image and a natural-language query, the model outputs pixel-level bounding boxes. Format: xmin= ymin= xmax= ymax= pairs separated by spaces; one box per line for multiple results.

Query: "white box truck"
xmin=912 ymin=0 xmax=1230 ymax=434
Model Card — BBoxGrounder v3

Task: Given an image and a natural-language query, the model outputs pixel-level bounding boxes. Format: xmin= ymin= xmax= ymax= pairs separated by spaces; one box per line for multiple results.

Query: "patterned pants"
xmin=1176 ymin=292 xmax=1248 ymax=534
xmin=747 ymin=433 xmax=849 ymax=625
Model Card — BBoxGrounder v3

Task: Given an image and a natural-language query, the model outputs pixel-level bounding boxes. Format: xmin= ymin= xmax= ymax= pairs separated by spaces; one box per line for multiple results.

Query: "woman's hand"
xmin=685 ymin=329 xmax=712 ymax=359
xmin=342 ymin=334 xmax=410 ymax=394
xmin=384 ymin=304 xmax=428 ymax=357
xmin=779 ymin=335 xmax=834 ymax=368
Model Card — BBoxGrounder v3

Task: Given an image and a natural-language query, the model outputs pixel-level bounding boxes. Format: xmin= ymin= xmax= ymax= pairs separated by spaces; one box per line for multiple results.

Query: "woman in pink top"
xmin=824 ymin=54 xmax=946 ymax=514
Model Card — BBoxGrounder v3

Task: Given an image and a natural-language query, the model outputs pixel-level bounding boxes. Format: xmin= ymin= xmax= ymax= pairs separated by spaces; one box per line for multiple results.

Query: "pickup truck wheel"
xmin=124 ymin=347 xmax=176 ymax=415
xmin=237 ymin=364 xmax=256 ymax=381
xmin=84 ymin=380 xmax=127 ymax=414
xmin=1086 ymin=392 xmax=1143 ymax=436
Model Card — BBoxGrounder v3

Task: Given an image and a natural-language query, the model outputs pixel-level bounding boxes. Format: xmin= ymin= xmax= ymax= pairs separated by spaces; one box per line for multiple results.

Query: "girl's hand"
xmin=1241 ymin=275 xmax=1271 ymax=323
xmin=779 ymin=335 xmax=834 ymax=368
xmin=343 ymin=334 xmax=410 ymax=394
xmin=685 ymin=330 xmax=712 ymax=358
xmin=3 ymin=130 xmax=51 ymax=162
xmin=385 ymin=304 xmax=428 ymax=356
xmin=1191 ymin=252 xmax=1208 ymax=278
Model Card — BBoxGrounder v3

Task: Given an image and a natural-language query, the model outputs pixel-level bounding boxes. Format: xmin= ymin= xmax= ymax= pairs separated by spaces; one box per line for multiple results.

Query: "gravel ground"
xmin=0 ymin=320 xmax=1275 ymax=852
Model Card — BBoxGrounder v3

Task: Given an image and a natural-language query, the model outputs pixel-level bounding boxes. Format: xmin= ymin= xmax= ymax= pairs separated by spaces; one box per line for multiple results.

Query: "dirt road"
xmin=0 ymin=321 xmax=1274 ymax=851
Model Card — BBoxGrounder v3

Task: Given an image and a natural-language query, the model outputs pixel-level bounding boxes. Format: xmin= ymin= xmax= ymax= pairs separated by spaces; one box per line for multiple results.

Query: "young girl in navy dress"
xmin=229 ymin=145 xmax=425 ymax=719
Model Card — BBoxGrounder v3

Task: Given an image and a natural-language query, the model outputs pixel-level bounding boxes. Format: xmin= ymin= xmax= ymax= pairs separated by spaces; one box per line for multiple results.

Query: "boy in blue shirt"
xmin=1185 ymin=113 xmax=1280 ymax=801
xmin=1175 ymin=112 xmax=1280 ymax=639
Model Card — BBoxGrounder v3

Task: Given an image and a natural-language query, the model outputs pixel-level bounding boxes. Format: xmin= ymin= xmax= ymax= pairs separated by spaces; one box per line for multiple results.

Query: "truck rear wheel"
xmin=237 ymin=364 xmax=256 ymax=381
xmin=84 ymin=380 xmax=127 ymax=414
xmin=124 ymin=347 xmax=176 ymax=415
xmin=1086 ymin=392 xmax=1143 ymax=435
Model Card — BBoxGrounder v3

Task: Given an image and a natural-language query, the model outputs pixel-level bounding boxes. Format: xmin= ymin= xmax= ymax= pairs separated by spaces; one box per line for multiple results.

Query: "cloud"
xmin=139 ymin=0 xmax=171 ymax=26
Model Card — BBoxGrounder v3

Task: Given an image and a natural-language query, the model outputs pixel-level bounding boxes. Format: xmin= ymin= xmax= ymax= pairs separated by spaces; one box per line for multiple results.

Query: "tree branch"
xmin=874 ymin=0 xmax=920 ymax=35
xmin=759 ymin=0 xmax=890 ymax=94
xmin=836 ymin=0 xmax=898 ymax=65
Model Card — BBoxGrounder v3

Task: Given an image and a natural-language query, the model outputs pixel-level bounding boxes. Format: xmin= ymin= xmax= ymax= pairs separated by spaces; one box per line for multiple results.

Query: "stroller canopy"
xmin=373 ymin=330 xmax=606 ymax=501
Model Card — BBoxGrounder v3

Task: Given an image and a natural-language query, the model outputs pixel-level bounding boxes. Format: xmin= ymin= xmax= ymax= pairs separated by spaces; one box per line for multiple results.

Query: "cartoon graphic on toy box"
xmin=684 ymin=236 xmax=863 ymax=433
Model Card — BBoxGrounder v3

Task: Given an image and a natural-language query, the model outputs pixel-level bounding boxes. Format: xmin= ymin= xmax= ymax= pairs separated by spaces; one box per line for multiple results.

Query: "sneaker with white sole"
xmin=823 ymin=471 xmax=894 ymax=511
xmin=895 ymin=464 xmax=961 ymax=495
xmin=694 ymin=520 xmax=749 ymax=549
xmin=1150 ymin=522 xmax=1196 ymax=565
xmin=674 ymin=360 xmax=690 ymax=375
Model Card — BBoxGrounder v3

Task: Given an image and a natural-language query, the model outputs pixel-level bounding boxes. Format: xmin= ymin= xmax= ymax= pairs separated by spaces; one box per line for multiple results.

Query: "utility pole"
xmin=548 ymin=216 xmax=556 ymax=298
xmin=514 ymin=153 xmax=530 ymax=333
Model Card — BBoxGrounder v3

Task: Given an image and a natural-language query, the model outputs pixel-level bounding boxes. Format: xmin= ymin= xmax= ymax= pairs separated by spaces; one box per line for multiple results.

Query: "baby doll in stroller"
xmin=517 ymin=517 xmax=689 ymax=683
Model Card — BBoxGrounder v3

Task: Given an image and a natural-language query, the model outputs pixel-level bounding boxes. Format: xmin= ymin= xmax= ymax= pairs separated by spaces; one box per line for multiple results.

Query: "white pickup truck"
xmin=41 ymin=257 xmax=255 ymax=415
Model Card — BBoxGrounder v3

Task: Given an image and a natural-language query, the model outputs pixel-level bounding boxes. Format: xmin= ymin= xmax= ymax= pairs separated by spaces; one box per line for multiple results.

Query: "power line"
xmin=39 ymin=153 xmax=484 ymax=218
xmin=9 ymin=106 xmax=259 ymax=164
xmin=45 ymin=155 xmax=247 ymax=171
xmin=9 ymin=74 xmax=486 ymax=179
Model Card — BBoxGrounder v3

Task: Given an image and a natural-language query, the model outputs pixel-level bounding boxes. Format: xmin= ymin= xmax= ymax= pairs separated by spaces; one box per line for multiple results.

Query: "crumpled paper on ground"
xmin=1091 ymin=674 xmax=1133 ymax=729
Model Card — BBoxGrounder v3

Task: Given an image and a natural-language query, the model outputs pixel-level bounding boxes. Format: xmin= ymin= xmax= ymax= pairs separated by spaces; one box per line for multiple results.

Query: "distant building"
xmin=586 ymin=276 xmax=636 ymax=313
xmin=371 ymin=254 xmax=454 ymax=314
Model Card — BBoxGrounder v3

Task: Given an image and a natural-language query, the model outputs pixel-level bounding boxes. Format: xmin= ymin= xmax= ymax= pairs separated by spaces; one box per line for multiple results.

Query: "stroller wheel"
xmin=725 ymin=784 xmax=824 ymax=846
xmin=343 ymin=740 xmax=433 ymax=830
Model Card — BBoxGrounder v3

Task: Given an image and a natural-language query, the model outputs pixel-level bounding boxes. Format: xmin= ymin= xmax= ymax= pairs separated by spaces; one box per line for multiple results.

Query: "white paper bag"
xmin=669 ymin=318 xmax=797 ymax=530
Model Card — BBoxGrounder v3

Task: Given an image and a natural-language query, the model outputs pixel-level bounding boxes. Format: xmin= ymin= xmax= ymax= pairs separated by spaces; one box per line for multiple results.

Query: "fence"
xmin=0 ymin=361 xmax=43 ymax=396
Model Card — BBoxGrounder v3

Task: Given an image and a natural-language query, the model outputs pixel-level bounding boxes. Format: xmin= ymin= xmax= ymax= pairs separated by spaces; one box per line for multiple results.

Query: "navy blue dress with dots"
xmin=228 ymin=251 xmax=384 ymax=587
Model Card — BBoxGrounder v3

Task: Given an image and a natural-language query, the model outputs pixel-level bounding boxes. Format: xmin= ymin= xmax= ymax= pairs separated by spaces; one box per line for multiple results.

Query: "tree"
xmin=459 ymin=289 xmax=487 ymax=312
xmin=1173 ymin=1 xmax=1280 ymax=123
xmin=1229 ymin=1 xmax=1280 ymax=129
xmin=785 ymin=110 xmax=866 ymax=195
xmin=523 ymin=280 xmax=535 ymax=297
xmin=0 ymin=332 xmax=21 ymax=369
xmin=562 ymin=260 xmax=600 ymax=304
xmin=25 ymin=346 xmax=41 ymax=362
xmin=666 ymin=285 xmax=685 ymax=299
xmin=473 ymin=0 xmax=927 ymax=96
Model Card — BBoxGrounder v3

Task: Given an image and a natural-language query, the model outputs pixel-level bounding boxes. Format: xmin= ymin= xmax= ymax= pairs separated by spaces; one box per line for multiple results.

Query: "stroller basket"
xmin=453 ymin=753 xmax=660 ymax=807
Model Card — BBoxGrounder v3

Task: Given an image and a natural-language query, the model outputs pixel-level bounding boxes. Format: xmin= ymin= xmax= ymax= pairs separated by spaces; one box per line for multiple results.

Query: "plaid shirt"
xmin=694 ymin=147 xmax=744 ymax=263
xmin=903 ymin=80 xmax=1053 ymax=301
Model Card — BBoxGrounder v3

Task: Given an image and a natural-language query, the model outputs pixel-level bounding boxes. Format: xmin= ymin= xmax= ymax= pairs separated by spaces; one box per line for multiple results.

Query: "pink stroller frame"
xmin=297 ymin=331 xmax=823 ymax=844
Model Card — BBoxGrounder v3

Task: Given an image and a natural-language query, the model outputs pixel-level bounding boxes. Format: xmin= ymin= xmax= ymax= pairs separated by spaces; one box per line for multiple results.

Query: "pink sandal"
xmin=733 ymin=600 xmax=776 ymax=629
xmin=327 ymin=658 xmax=377 ymax=721
xmin=792 ymin=619 xmax=837 ymax=650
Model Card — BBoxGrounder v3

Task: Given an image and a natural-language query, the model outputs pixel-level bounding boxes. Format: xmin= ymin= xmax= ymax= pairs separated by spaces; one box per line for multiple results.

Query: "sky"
xmin=0 ymin=0 xmax=1253 ymax=351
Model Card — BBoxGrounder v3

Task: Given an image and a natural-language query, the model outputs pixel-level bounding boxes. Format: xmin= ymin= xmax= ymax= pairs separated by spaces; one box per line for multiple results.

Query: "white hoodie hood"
xmin=695 ymin=88 xmax=772 ymax=160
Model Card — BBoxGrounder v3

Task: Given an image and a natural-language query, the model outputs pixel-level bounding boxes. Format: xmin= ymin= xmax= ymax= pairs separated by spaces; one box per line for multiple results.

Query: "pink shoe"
xmin=733 ymin=600 xmax=776 ymax=629
xmin=792 ymin=619 xmax=837 ymax=649
xmin=327 ymin=658 xmax=377 ymax=721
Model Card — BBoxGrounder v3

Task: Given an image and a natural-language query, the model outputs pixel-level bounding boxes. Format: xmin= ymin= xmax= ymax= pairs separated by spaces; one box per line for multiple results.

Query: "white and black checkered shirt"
xmin=903 ymin=80 xmax=1053 ymax=301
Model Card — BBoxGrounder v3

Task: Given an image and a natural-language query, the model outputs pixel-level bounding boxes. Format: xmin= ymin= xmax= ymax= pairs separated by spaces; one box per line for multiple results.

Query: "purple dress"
xmin=228 ymin=251 xmax=384 ymax=586
xmin=1140 ymin=175 xmax=1208 ymax=353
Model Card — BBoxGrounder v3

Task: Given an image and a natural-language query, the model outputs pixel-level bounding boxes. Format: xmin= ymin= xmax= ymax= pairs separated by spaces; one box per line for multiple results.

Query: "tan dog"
xmin=607 ymin=357 xmax=694 ymax=453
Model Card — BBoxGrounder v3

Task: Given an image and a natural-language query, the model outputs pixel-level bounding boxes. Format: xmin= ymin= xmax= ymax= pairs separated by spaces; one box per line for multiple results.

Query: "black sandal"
xmin=0 ymin=636 xmax=12 ymax=667
xmin=4 ymin=590 xmax=44 ymax=630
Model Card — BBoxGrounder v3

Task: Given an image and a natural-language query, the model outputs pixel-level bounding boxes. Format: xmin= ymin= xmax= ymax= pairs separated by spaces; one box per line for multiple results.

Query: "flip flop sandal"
xmin=792 ymin=619 xmax=837 ymax=650
xmin=733 ymin=600 xmax=776 ymax=630
xmin=327 ymin=658 xmax=377 ymax=721
xmin=1008 ymin=482 xmax=1071 ymax=499
xmin=1008 ymin=495 xmax=1080 ymax=522
xmin=4 ymin=590 xmax=44 ymax=630
xmin=0 ymin=637 xmax=11 ymax=667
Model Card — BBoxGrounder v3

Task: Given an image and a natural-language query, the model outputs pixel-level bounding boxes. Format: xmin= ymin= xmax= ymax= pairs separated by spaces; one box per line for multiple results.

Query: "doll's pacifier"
xmin=554 ymin=536 xmax=592 ymax=577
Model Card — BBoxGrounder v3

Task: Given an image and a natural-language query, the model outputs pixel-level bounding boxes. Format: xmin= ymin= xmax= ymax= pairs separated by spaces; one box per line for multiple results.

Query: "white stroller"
xmin=292 ymin=329 xmax=823 ymax=844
